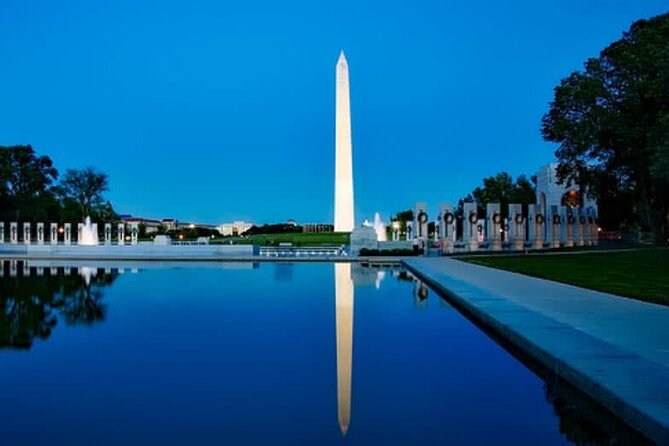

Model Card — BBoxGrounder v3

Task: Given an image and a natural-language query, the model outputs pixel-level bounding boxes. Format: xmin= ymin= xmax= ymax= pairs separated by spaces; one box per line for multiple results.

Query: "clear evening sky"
xmin=1 ymin=1 xmax=666 ymax=225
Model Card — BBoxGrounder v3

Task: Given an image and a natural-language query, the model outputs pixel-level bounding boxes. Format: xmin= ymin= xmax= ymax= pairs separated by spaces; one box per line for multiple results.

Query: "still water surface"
xmin=0 ymin=260 xmax=649 ymax=445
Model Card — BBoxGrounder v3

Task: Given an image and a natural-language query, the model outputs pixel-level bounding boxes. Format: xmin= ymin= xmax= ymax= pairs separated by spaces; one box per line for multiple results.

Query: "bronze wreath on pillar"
xmin=552 ymin=214 xmax=561 ymax=225
xmin=417 ymin=211 xmax=428 ymax=224
xmin=444 ymin=212 xmax=454 ymax=224
xmin=535 ymin=214 xmax=544 ymax=224
xmin=515 ymin=214 xmax=524 ymax=224
xmin=469 ymin=212 xmax=478 ymax=225
xmin=567 ymin=215 xmax=575 ymax=224
xmin=492 ymin=213 xmax=502 ymax=224
xmin=579 ymin=216 xmax=586 ymax=224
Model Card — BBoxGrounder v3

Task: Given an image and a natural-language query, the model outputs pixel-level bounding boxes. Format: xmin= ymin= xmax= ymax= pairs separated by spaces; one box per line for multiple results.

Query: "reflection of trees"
xmin=544 ymin=382 xmax=652 ymax=446
xmin=0 ymin=267 xmax=117 ymax=349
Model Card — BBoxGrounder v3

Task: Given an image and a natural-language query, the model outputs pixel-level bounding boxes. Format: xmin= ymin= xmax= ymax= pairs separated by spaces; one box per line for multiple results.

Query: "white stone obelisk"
xmin=334 ymin=51 xmax=355 ymax=232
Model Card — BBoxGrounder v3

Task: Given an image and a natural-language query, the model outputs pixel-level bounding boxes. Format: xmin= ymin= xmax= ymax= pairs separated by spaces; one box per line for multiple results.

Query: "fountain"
xmin=78 ymin=216 xmax=99 ymax=246
xmin=362 ymin=213 xmax=388 ymax=242
xmin=373 ymin=213 xmax=387 ymax=242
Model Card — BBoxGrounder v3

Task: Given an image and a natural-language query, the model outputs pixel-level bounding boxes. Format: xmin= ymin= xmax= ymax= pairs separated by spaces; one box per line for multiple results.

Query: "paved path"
xmin=404 ymin=257 xmax=669 ymax=445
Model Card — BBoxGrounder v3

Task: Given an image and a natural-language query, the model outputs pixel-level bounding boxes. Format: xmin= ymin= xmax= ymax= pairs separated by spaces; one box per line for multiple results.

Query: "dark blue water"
xmin=0 ymin=261 xmax=648 ymax=445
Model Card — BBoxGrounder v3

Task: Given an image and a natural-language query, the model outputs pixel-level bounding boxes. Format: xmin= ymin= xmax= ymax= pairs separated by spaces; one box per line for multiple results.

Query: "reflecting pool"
xmin=0 ymin=260 xmax=650 ymax=445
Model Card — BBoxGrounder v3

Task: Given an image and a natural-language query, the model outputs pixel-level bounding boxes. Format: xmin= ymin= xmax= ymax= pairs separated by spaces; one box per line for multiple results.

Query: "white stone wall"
xmin=535 ymin=163 xmax=597 ymax=210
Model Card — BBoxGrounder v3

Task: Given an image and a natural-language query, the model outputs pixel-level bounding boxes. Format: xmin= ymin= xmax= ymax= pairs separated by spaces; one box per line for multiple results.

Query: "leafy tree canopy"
xmin=541 ymin=13 xmax=669 ymax=239
xmin=59 ymin=167 xmax=109 ymax=220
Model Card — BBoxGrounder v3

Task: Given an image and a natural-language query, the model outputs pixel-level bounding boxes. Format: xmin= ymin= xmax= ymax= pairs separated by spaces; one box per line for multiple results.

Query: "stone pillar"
xmin=463 ymin=202 xmax=478 ymax=252
xmin=77 ymin=223 xmax=83 ymax=244
xmin=23 ymin=261 xmax=29 ymax=276
xmin=391 ymin=221 xmax=399 ymax=241
xmin=131 ymin=224 xmax=139 ymax=245
xmin=576 ymin=208 xmax=586 ymax=246
xmin=486 ymin=203 xmax=502 ymax=251
xmin=92 ymin=223 xmax=98 ymax=245
xmin=50 ymin=223 xmax=58 ymax=245
xmin=509 ymin=203 xmax=524 ymax=251
xmin=118 ymin=223 xmax=125 ymax=245
xmin=405 ymin=221 xmax=413 ymax=242
xmin=0 ymin=222 xmax=4 ymax=244
xmin=23 ymin=223 xmax=31 ymax=245
xmin=50 ymin=267 xmax=57 ymax=275
xmin=104 ymin=223 xmax=112 ymax=245
xmin=439 ymin=203 xmax=455 ymax=254
xmin=10 ymin=260 xmax=17 ymax=277
xmin=64 ymin=223 xmax=72 ymax=245
xmin=10 ymin=222 xmax=18 ymax=244
xmin=550 ymin=205 xmax=561 ymax=248
xmin=587 ymin=207 xmax=598 ymax=246
xmin=412 ymin=202 xmax=428 ymax=242
xmin=36 ymin=266 xmax=44 ymax=276
xmin=37 ymin=223 xmax=44 ymax=245
xmin=531 ymin=205 xmax=545 ymax=249
xmin=565 ymin=208 xmax=575 ymax=247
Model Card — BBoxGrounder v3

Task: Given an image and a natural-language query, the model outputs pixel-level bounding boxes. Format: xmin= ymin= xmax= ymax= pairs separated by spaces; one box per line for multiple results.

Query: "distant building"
xmin=303 ymin=224 xmax=334 ymax=233
xmin=161 ymin=219 xmax=177 ymax=231
xmin=216 ymin=221 xmax=254 ymax=236
xmin=535 ymin=164 xmax=597 ymax=211
xmin=120 ymin=216 xmax=163 ymax=234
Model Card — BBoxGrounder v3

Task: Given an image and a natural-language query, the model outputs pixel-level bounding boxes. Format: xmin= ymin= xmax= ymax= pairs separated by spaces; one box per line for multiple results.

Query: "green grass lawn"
xmin=215 ymin=232 xmax=350 ymax=246
xmin=461 ymin=248 xmax=669 ymax=305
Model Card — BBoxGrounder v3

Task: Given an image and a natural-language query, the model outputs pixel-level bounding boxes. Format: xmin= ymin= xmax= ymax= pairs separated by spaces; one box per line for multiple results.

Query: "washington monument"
xmin=334 ymin=51 xmax=354 ymax=232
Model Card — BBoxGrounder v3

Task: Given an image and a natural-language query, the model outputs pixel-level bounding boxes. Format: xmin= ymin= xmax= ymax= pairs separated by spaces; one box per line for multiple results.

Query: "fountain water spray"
xmin=78 ymin=216 xmax=99 ymax=246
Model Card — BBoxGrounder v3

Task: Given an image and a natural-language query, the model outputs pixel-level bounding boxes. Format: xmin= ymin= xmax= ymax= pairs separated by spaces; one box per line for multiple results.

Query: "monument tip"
xmin=338 ymin=50 xmax=347 ymax=63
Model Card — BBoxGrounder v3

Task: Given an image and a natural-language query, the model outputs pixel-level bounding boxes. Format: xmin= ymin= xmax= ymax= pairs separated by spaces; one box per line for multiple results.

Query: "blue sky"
xmin=1 ymin=1 xmax=666 ymax=225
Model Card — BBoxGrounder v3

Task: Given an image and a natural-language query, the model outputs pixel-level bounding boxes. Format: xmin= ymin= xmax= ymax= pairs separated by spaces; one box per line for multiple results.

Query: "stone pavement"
xmin=404 ymin=257 xmax=669 ymax=445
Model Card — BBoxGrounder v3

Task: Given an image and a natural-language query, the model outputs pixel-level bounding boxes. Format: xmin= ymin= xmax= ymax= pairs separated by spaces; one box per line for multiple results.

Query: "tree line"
xmin=0 ymin=145 xmax=115 ymax=224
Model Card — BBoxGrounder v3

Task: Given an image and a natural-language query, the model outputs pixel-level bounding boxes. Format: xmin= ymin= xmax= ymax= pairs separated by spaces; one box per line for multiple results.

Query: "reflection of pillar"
xmin=335 ymin=263 xmax=353 ymax=435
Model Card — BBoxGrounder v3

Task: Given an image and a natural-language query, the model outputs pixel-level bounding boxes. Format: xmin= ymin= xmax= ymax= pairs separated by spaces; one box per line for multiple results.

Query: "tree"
xmin=460 ymin=172 xmax=537 ymax=217
xmin=0 ymin=145 xmax=59 ymax=222
xmin=59 ymin=167 xmax=109 ymax=220
xmin=390 ymin=209 xmax=414 ymax=234
xmin=541 ymin=13 xmax=669 ymax=241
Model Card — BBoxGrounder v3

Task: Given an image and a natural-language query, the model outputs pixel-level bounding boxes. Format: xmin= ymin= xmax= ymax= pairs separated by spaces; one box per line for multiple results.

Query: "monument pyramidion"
xmin=334 ymin=51 xmax=355 ymax=232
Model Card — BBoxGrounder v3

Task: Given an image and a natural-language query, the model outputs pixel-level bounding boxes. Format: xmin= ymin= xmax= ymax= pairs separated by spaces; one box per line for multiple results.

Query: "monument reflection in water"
xmin=0 ymin=260 xmax=652 ymax=445
xmin=335 ymin=263 xmax=354 ymax=434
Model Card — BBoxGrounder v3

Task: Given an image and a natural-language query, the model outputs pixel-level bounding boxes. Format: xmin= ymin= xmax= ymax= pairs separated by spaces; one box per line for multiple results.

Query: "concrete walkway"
xmin=404 ymin=257 xmax=669 ymax=445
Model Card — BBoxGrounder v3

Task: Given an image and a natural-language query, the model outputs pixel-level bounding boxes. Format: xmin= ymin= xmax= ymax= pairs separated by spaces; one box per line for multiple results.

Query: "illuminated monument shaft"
xmin=334 ymin=51 xmax=355 ymax=232
xmin=335 ymin=262 xmax=353 ymax=434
